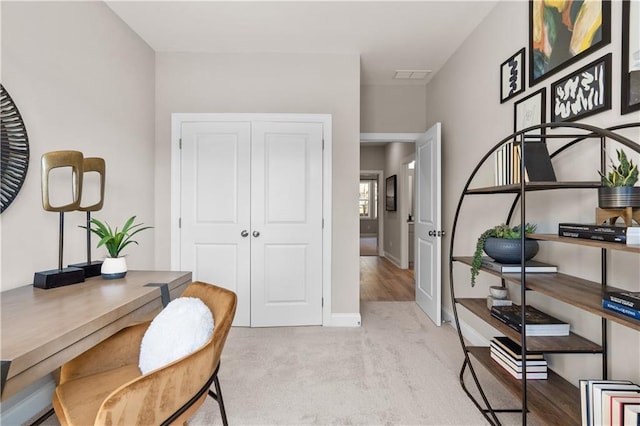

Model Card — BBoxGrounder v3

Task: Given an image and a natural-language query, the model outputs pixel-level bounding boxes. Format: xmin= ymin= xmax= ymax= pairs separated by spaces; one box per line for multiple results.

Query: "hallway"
xmin=359 ymin=256 xmax=415 ymax=302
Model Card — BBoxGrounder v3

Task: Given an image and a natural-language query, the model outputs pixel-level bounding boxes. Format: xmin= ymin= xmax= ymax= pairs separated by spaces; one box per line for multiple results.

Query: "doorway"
xmin=359 ymin=171 xmax=382 ymax=256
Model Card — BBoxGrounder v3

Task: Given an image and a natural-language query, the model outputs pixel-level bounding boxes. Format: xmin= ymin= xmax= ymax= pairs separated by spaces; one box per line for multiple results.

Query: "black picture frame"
xmin=513 ymin=88 xmax=557 ymax=182
xmin=385 ymin=175 xmax=397 ymax=211
xmin=529 ymin=0 xmax=611 ymax=86
xmin=621 ymin=0 xmax=640 ymax=114
xmin=501 ymin=48 xmax=526 ymax=103
xmin=550 ymin=53 xmax=612 ymax=122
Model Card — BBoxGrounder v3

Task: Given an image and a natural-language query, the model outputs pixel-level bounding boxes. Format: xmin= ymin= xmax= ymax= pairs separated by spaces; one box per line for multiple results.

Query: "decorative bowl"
xmin=489 ymin=286 xmax=509 ymax=299
xmin=483 ymin=237 xmax=539 ymax=264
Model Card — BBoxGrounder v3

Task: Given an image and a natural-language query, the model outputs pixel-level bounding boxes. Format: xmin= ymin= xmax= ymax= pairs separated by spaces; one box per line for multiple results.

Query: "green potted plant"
xmin=470 ymin=223 xmax=537 ymax=286
xmin=81 ymin=215 xmax=152 ymax=279
xmin=598 ymin=148 xmax=640 ymax=208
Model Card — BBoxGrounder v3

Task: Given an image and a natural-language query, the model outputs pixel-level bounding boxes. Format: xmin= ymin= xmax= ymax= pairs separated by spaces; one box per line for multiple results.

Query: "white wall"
xmin=427 ymin=1 xmax=640 ymax=384
xmin=154 ymin=52 xmax=361 ymax=315
xmin=0 ymin=2 xmax=156 ymax=292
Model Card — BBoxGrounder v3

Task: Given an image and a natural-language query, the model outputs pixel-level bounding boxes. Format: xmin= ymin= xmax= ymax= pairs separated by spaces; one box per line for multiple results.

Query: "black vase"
xmin=598 ymin=186 xmax=640 ymax=208
xmin=483 ymin=237 xmax=539 ymax=264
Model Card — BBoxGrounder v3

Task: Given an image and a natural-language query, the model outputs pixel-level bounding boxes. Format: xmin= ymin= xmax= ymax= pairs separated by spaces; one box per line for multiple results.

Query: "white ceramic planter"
xmin=101 ymin=257 xmax=127 ymax=279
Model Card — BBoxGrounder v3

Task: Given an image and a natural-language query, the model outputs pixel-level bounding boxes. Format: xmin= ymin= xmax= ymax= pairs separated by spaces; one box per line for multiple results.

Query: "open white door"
xmin=415 ymin=123 xmax=442 ymax=326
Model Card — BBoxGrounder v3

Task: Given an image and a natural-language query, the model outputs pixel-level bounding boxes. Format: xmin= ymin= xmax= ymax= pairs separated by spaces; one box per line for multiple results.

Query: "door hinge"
xmin=322 ymin=218 xmax=324 ymax=228
xmin=178 ymin=218 xmax=181 ymax=228
xmin=322 ymin=139 xmax=324 ymax=150
xmin=322 ymin=297 xmax=324 ymax=307
xmin=179 ymin=138 xmax=182 ymax=149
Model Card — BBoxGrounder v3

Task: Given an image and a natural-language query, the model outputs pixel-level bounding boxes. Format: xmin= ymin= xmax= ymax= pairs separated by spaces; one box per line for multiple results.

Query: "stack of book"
xmin=489 ymin=336 xmax=547 ymax=380
xmin=558 ymin=223 xmax=640 ymax=245
xmin=580 ymin=379 xmax=640 ymax=426
xmin=603 ymin=291 xmax=640 ymax=321
xmin=490 ymin=304 xmax=570 ymax=336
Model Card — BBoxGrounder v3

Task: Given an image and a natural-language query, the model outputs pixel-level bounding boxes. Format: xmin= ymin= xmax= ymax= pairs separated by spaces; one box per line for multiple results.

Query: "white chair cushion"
xmin=139 ymin=297 xmax=214 ymax=375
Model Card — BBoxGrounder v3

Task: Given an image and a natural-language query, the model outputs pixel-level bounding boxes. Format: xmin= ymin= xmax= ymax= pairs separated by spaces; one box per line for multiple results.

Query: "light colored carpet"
xmin=190 ymin=302 xmax=532 ymax=426
xmin=39 ymin=302 xmax=536 ymax=425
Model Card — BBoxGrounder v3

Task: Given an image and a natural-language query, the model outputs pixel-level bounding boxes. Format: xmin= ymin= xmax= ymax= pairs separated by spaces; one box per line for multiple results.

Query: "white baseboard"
xmin=383 ymin=252 xmax=401 ymax=268
xmin=442 ymin=305 xmax=489 ymax=346
xmin=325 ymin=312 xmax=362 ymax=327
xmin=360 ymin=233 xmax=377 ymax=238
xmin=0 ymin=375 xmax=56 ymax=425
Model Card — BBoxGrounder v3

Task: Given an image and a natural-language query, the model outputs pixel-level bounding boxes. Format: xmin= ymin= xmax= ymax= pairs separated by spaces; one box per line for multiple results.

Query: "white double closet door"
xmin=179 ymin=120 xmax=323 ymax=327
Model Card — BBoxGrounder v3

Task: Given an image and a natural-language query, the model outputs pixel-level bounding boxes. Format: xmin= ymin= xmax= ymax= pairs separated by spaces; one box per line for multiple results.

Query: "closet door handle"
xmin=240 ymin=230 xmax=249 ymax=237
xmin=252 ymin=231 xmax=260 ymax=238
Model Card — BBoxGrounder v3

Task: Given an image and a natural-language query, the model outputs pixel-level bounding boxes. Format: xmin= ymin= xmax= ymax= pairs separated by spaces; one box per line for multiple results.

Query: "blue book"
xmin=602 ymin=299 xmax=640 ymax=320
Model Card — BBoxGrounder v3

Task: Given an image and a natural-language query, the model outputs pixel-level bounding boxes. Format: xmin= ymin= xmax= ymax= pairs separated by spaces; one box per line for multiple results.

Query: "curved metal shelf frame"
xmin=447 ymin=122 xmax=640 ymax=426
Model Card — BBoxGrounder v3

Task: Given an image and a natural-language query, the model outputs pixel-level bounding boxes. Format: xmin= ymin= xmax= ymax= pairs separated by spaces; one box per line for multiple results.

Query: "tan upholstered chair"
xmin=52 ymin=282 xmax=237 ymax=426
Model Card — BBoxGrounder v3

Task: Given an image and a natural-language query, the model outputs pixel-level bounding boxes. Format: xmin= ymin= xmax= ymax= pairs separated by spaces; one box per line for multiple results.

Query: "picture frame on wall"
xmin=513 ymin=88 xmax=557 ymax=182
xmin=500 ymin=48 xmax=526 ymax=103
xmin=529 ymin=0 xmax=611 ymax=86
xmin=385 ymin=175 xmax=397 ymax=211
xmin=622 ymin=0 xmax=640 ymax=114
xmin=551 ymin=53 xmax=612 ymax=122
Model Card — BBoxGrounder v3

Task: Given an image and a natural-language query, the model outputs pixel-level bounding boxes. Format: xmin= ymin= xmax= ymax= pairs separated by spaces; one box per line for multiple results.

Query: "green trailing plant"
xmin=81 ymin=215 xmax=152 ymax=258
xmin=470 ymin=223 xmax=537 ymax=287
xmin=598 ymin=149 xmax=638 ymax=187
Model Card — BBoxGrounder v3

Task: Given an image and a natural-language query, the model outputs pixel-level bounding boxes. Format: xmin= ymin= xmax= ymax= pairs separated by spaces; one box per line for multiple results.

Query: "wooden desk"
xmin=0 ymin=270 xmax=191 ymax=400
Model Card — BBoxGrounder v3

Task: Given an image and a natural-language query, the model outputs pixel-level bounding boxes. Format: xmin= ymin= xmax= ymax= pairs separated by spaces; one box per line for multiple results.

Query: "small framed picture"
xmin=621 ymin=0 xmax=640 ymax=114
xmin=551 ymin=53 xmax=612 ymax=122
xmin=385 ymin=175 xmax=397 ymax=211
xmin=500 ymin=48 xmax=526 ymax=103
xmin=514 ymin=88 xmax=546 ymax=135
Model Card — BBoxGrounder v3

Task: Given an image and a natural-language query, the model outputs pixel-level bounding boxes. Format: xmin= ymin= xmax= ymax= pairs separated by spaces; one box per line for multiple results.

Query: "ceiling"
xmin=106 ymin=1 xmax=498 ymax=86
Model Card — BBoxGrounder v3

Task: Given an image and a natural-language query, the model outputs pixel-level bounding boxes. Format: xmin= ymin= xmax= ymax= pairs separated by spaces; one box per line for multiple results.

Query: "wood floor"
xmin=360 ymin=256 xmax=415 ymax=302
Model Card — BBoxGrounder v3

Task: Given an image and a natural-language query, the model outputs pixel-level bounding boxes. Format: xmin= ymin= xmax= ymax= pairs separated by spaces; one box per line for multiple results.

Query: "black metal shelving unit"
xmin=448 ymin=122 xmax=640 ymax=425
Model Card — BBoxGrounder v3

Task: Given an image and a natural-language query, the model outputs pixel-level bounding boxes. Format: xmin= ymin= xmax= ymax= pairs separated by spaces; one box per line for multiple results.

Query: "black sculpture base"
xmin=68 ymin=261 xmax=103 ymax=278
xmin=34 ymin=267 xmax=85 ymax=289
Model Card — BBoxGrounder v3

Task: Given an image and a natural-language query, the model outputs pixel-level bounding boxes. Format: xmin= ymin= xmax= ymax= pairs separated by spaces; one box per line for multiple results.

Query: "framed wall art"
xmin=622 ymin=0 xmax=640 ymax=114
xmin=529 ymin=0 xmax=611 ymax=86
xmin=500 ymin=48 xmax=526 ymax=103
xmin=513 ymin=88 xmax=556 ymax=182
xmin=385 ymin=175 xmax=397 ymax=211
xmin=551 ymin=53 xmax=611 ymax=122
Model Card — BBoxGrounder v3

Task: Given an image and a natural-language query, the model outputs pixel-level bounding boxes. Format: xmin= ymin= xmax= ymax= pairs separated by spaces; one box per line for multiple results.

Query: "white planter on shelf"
xmin=101 ymin=256 xmax=127 ymax=279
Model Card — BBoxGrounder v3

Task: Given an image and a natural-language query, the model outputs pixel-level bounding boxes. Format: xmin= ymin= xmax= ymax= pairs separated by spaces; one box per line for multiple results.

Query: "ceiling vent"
xmin=393 ymin=70 xmax=432 ymax=80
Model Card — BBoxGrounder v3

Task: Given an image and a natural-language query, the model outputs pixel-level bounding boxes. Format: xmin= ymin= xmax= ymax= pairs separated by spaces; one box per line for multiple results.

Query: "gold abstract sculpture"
xmin=35 ymin=151 xmax=107 ymax=288
xmin=41 ymin=150 xmax=84 ymax=212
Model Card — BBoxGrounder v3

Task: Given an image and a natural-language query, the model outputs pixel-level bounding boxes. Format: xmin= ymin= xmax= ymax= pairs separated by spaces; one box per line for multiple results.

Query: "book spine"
xmin=559 ymin=230 xmax=626 ymax=243
xmin=490 ymin=343 xmax=547 ymax=366
xmin=602 ymin=300 xmax=640 ymax=320
xmin=604 ymin=293 xmax=640 ymax=311
xmin=559 ymin=223 xmax=628 ymax=235
xmin=490 ymin=311 xmax=522 ymax=332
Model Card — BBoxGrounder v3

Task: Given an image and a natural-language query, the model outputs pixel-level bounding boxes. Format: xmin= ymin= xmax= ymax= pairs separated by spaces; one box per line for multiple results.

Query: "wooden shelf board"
xmin=467 ymin=346 xmax=581 ymax=426
xmin=465 ymin=181 xmax=600 ymax=194
xmin=528 ymin=233 xmax=640 ymax=253
xmin=456 ymin=298 xmax=602 ymax=352
xmin=453 ymin=258 xmax=640 ymax=332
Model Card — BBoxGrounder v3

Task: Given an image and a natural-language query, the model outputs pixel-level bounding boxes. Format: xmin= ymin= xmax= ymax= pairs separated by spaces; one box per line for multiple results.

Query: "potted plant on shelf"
xmin=470 ymin=223 xmax=538 ymax=286
xmin=598 ymin=148 xmax=640 ymax=208
xmin=81 ymin=215 xmax=152 ymax=279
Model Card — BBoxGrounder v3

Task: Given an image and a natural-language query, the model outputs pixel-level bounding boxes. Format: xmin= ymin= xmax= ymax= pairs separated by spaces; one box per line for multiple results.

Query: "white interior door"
xmin=415 ymin=123 xmax=442 ymax=326
xmin=180 ymin=122 xmax=252 ymax=326
xmin=250 ymin=122 xmax=323 ymax=327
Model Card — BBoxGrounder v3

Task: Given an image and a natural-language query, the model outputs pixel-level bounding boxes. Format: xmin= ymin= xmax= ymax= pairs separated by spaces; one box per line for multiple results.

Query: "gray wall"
xmin=1 ymin=2 xmax=156 ymax=292
xmin=155 ymin=52 xmax=361 ymax=315
xmin=361 ymin=85 xmax=427 ymax=132
xmin=427 ymin=1 xmax=640 ymax=384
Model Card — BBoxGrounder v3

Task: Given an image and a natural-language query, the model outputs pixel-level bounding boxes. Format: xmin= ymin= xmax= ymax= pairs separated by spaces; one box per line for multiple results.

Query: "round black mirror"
xmin=1 ymin=84 xmax=30 ymax=213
